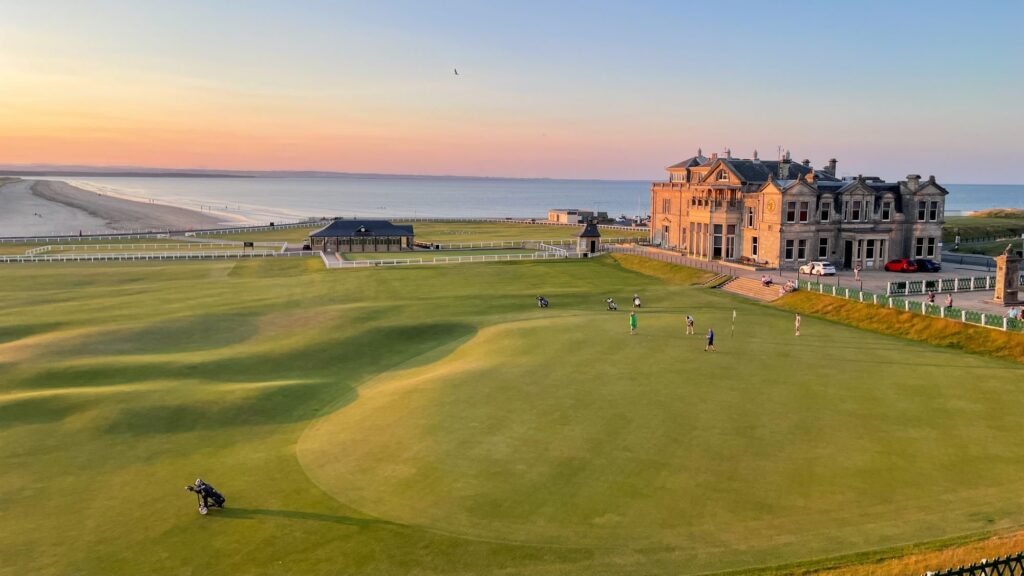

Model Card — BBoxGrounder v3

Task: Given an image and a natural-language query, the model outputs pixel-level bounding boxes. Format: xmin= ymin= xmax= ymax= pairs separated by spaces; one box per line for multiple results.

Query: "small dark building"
xmin=308 ymin=219 xmax=415 ymax=253
xmin=577 ymin=219 xmax=602 ymax=254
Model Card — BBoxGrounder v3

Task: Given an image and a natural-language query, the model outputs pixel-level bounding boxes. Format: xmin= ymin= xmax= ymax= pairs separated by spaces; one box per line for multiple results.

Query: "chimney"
xmin=906 ymin=174 xmax=921 ymax=190
xmin=928 ymin=174 xmax=936 ymax=184
xmin=711 ymin=152 xmax=718 ymax=161
xmin=753 ymin=149 xmax=759 ymax=161
xmin=779 ymin=150 xmax=792 ymax=179
xmin=726 ymin=148 xmax=732 ymax=159
xmin=826 ymin=158 xmax=837 ymax=177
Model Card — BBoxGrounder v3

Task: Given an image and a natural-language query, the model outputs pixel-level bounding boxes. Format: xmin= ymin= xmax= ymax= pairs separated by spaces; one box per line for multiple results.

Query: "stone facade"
xmin=650 ymin=150 xmax=948 ymax=269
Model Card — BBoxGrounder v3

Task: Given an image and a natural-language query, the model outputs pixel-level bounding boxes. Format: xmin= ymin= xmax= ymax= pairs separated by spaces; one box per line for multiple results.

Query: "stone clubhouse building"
xmin=308 ymin=219 xmax=414 ymax=254
xmin=650 ymin=150 xmax=948 ymax=269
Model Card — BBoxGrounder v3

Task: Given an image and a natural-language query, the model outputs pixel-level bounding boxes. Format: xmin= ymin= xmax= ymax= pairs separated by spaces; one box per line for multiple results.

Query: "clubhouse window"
xmin=797 ymin=239 xmax=807 ymax=261
xmin=820 ymin=201 xmax=831 ymax=222
xmin=843 ymin=201 xmax=849 ymax=221
xmin=929 ymin=201 xmax=939 ymax=221
xmin=927 ymin=237 xmax=936 ymax=257
xmin=785 ymin=239 xmax=794 ymax=260
xmin=915 ymin=237 xmax=925 ymax=257
xmin=881 ymin=200 xmax=892 ymax=221
xmin=746 ymin=206 xmax=755 ymax=228
xmin=661 ymin=198 xmax=671 ymax=213
xmin=751 ymin=235 xmax=758 ymax=258
xmin=799 ymin=201 xmax=809 ymax=223
xmin=818 ymin=237 xmax=828 ymax=259
xmin=786 ymin=202 xmax=796 ymax=223
xmin=918 ymin=201 xmax=926 ymax=221
xmin=866 ymin=239 xmax=875 ymax=260
xmin=717 ymin=170 xmax=729 ymax=181
xmin=851 ymin=200 xmax=861 ymax=222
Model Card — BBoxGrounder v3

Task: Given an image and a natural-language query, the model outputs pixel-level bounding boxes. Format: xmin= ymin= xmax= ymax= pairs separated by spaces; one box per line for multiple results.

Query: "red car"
xmin=884 ymin=258 xmax=918 ymax=272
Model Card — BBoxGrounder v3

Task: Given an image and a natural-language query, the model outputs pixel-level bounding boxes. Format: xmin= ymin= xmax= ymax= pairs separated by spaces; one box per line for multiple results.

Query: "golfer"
xmin=633 ymin=294 xmax=641 ymax=309
xmin=795 ymin=313 xmax=801 ymax=336
xmin=705 ymin=327 xmax=716 ymax=351
xmin=629 ymin=311 xmax=638 ymax=335
xmin=685 ymin=314 xmax=694 ymax=335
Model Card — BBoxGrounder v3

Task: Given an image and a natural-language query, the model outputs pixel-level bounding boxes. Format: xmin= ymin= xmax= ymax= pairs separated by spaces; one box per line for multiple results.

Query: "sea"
xmin=25 ymin=175 xmax=1024 ymax=226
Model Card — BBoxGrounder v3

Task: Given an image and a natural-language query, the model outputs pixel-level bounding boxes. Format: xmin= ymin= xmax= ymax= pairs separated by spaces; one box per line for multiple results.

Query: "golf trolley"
xmin=186 ymin=479 xmax=226 ymax=515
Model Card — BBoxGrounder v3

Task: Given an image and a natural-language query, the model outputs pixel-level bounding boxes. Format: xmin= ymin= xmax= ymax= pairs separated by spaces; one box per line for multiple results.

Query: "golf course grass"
xmin=197 ymin=221 xmax=650 ymax=244
xmin=2 ymin=255 xmax=1024 ymax=575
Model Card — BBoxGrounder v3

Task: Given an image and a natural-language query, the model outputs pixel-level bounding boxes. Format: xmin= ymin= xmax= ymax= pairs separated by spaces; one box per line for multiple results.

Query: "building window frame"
xmin=818 ymin=237 xmax=828 ymax=259
xmin=929 ymin=200 xmax=939 ymax=221
xmin=786 ymin=201 xmax=796 ymax=223
xmin=851 ymin=200 xmax=861 ymax=222
xmin=751 ymin=235 xmax=758 ymax=258
xmin=915 ymin=237 xmax=925 ymax=258
xmin=820 ymin=200 xmax=831 ymax=222
xmin=926 ymin=237 xmax=936 ymax=257
xmin=918 ymin=201 xmax=926 ymax=221
xmin=881 ymin=200 xmax=892 ymax=221
xmin=799 ymin=201 xmax=809 ymax=223
xmin=785 ymin=239 xmax=795 ymax=261
xmin=661 ymin=198 xmax=671 ymax=214
xmin=797 ymin=239 xmax=807 ymax=261
xmin=717 ymin=170 xmax=729 ymax=181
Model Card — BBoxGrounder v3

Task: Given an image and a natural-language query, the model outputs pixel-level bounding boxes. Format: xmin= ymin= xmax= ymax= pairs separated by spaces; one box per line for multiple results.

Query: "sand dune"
xmin=0 ymin=179 xmax=225 ymax=237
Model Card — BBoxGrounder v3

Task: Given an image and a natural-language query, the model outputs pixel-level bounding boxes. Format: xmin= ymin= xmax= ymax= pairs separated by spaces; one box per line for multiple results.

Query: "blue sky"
xmin=0 ymin=0 xmax=1021 ymax=182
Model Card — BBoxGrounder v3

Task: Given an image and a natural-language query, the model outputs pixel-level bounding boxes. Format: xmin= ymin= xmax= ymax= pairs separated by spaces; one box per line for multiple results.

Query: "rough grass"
xmin=2 ymin=258 xmax=1024 ymax=575
xmin=958 ymin=238 xmax=1024 ymax=257
xmin=608 ymin=252 xmax=716 ymax=284
xmin=945 ymin=214 xmax=1024 ymax=241
xmin=775 ymin=291 xmax=1024 ymax=364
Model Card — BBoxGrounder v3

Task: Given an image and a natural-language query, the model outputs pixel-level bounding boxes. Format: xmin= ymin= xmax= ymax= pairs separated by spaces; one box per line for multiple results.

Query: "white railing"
xmin=424 ymin=236 xmax=642 ymax=250
xmin=801 ymin=279 xmax=1024 ymax=333
xmin=887 ymin=274 xmax=1024 ymax=296
xmin=23 ymin=242 xmax=286 ymax=255
xmin=331 ymin=251 xmax=577 ymax=269
xmin=0 ymin=251 xmax=315 ymax=263
xmin=538 ymin=243 xmax=569 ymax=255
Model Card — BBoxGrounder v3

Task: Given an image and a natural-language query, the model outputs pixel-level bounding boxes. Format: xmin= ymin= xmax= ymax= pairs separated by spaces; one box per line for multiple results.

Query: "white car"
xmin=799 ymin=261 xmax=837 ymax=276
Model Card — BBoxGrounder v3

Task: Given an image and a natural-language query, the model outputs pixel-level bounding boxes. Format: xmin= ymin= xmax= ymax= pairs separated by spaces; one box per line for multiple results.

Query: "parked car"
xmin=914 ymin=259 xmax=942 ymax=272
xmin=884 ymin=258 xmax=918 ymax=273
xmin=799 ymin=261 xmax=837 ymax=276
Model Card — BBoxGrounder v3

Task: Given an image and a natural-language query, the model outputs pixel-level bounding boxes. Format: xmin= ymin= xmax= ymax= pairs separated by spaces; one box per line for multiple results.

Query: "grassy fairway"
xmin=341 ymin=248 xmax=540 ymax=261
xmin=197 ymin=221 xmax=649 ymax=244
xmin=2 ymin=257 xmax=1024 ymax=575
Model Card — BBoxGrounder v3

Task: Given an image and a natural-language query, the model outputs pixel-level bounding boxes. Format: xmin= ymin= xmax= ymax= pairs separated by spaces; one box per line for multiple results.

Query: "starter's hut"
xmin=577 ymin=219 xmax=601 ymax=254
xmin=308 ymin=219 xmax=415 ymax=254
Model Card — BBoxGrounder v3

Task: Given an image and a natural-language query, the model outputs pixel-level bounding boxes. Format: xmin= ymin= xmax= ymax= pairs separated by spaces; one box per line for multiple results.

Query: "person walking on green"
xmin=629 ymin=311 xmax=638 ymax=335
xmin=705 ymin=327 xmax=716 ymax=352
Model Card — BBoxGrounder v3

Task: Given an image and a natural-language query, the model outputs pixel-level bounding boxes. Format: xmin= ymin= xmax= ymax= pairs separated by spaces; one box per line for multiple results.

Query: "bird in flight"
xmin=454 ymin=68 xmax=459 ymax=76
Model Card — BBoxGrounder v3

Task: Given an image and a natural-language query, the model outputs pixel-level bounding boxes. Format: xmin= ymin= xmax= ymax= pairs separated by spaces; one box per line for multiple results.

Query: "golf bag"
xmin=537 ymin=296 xmax=549 ymax=308
xmin=186 ymin=480 xmax=226 ymax=515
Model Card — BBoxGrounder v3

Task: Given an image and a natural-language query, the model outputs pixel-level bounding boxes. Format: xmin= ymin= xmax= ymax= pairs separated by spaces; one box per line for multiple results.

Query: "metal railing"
xmin=888 ymin=273 xmax=1024 ymax=296
xmin=801 ymin=279 xmax=1024 ymax=332
xmin=330 ymin=251 xmax=577 ymax=269
xmin=605 ymin=245 xmax=735 ymax=276
xmin=0 ymin=251 xmax=316 ymax=263
xmin=927 ymin=552 xmax=1024 ymax=575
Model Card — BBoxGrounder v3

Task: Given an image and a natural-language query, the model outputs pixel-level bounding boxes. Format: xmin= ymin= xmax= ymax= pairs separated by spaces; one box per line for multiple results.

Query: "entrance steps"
xmin=719 ymin=277 xmax=783 ymax=302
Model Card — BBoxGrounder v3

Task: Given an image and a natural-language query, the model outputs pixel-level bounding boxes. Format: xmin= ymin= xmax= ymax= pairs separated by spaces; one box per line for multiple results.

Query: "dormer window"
xmin=717 ymin=170 xmax=729 ymax=182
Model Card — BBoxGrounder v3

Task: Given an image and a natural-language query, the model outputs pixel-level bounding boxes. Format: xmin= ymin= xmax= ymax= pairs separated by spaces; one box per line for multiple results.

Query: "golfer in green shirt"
xmin=629 ymin=311 xmax=637 ymax=335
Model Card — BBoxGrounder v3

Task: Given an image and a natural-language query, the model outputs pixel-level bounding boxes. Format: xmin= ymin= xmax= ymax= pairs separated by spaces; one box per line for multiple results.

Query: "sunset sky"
xmin=1 ymin=0 xmax=1021 ymax=182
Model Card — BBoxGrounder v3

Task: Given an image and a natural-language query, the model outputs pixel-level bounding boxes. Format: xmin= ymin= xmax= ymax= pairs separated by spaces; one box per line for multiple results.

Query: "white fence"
xmin=0 ymin=251 xmax=316 ymax=264
xmin=887 ymin=274 xmax=1024 ymax=296
xmin=330 ymin=251 xmax=582 ymax=269
xmin=802 ymin=279 xmax=1024 ymax=332
xmin=23 ymin=242 xmax=287 ymax=255
xmin=417 ymin=236 xmax=642 ymax=250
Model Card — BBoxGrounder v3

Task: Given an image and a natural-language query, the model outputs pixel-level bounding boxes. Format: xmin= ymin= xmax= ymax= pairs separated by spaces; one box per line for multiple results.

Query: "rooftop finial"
xmin=726 ymin=147 xmax=732 ymax=159
xmin=753 ymin=149 xmax=759 ymax=161
xmin=697 ymin=147 xmax=703 ymax=157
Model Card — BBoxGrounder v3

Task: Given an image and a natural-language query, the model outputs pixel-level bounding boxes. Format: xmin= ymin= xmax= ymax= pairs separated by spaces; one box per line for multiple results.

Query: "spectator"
xmin=927 ymin=291 xmax=935 ymax=305
xmin=945 ymin=294 xmax=953 ymax=309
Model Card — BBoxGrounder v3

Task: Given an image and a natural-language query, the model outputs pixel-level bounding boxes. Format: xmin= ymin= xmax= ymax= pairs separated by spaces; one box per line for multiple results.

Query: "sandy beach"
xmin=0 ymin=179 xmax=226 ymax=237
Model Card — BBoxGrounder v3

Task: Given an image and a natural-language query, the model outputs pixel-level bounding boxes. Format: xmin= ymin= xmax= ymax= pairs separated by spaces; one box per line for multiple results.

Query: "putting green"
xmin=3 ymin=255 xmax=1024 ymax=575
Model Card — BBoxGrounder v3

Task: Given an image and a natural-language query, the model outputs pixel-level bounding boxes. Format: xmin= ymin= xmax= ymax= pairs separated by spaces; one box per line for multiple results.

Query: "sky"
xmin=0 ymin=0 xmax=1021 ymax=183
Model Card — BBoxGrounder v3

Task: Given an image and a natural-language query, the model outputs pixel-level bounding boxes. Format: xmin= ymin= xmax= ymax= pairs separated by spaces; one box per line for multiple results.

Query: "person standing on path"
xmin=629 ymin=311 xmax=638 ymax=335
xmin=945 ymin=293 xmax=953 ymax=309
xmin=685 ymin=314 xmax=695 ymax=335
xmin=705 ymin=327 xmax=716 ymax=351
xmin=795 ymin=313 xmax=801 ymax=336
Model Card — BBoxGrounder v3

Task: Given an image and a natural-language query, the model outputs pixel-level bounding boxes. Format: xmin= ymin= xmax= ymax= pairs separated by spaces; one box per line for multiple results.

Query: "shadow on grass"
xmin=215 ymin=507 xmax=400 ymax=527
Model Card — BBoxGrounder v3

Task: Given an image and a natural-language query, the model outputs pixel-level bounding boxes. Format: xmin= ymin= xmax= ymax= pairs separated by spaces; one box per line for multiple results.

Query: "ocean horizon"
xmin=20 ymin=174 xmax=1024 ymax=226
